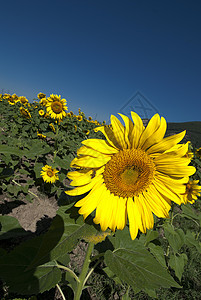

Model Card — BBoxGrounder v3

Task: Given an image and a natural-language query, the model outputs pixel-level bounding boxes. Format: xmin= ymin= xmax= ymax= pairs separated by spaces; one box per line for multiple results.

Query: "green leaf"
xmin=105 ymin=247 xmax=180 ymax=291
xmin=181 ymin=204 xmax=200 ymax=221
xmin=34 ymin=162 xmax=44 ymax=178
xmin=0 ymin=215 xmax=29 ymax=240
xmin=163 ymin=223 xmax=185 ymax=253
xmin=0 ymin=255 xmax=61 ymax=295
xmin=103 ymin=266 xmax=122 ymax=285
xmin=169 ymin=253 xmax=188 ymax=281
xmin=185 ymin=230 xmax=201 ymax=253
xmin=148 ymin=243 xmax=167 ymax=268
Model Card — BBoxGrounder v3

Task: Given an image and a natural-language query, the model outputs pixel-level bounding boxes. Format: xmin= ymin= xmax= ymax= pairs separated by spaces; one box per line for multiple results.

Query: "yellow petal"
xmin=94 ymin=126 xmax=121 ymax=149
xmin=66 ymin=175 xmax=103 ymax=196
xmin=81 ymin=139 xmax=118 ymax=155
xmin=142 ymin=117 xmax=167 ymax=150
xmin=110 ymin=115 xmax=126 ymax=149
xmin=127 ymin=198 xmax=139 ymax=240
xmin=70 ymin=155 xmax=111 ymax=168
xmin=118 ymin=113 xmax=134 ymax=149
xmin=130 ymin=112 xmax=145 ymax=148
xmin=138 ymin=114 xmax=161 ymax=148
xmin=156 ymin=164 xmax=196 ymax=177
xmin=147 ymin=131 xmax=186 ymax=155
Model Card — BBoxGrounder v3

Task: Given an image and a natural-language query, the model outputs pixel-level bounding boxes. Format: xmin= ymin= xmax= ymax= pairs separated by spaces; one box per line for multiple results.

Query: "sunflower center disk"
xmin=103 ymin=148 xmax=155 ymax=198
xmin=47 ymin=171 xmax=53 ymax=177
xmin=51 ymin=101 xmax=63 ymax=113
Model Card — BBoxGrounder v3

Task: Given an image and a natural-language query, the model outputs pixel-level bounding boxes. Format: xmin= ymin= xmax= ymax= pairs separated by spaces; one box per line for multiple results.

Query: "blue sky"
xmin=1 ymin=0 xmax=201 ymax=123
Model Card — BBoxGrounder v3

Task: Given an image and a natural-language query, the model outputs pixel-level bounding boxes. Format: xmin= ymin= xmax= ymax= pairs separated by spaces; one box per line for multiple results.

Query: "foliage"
xmin=0 ymin=93 xmax=201 ymax=299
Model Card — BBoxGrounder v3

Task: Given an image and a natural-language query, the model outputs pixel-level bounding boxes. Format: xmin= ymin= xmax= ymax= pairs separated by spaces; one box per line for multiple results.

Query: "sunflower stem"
xmin=74 ymin=242 xmax=94 ymax=300
xmin=53 ymin=123 xmax=59 ymax=162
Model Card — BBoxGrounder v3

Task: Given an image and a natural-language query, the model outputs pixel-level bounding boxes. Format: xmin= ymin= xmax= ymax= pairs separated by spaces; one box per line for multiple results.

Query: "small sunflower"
xmin=195 ymin=147 xmax=201 ymax=159
xmin=77 ymin=115 xmax=83 ymax=121
xmin=39 ymin=109 xmax=45 ymax=116
xmin=70 ymin=111 xmax=74 ymax=116
xmin=182 ymin=180 xmax=201 ymax=204
xmin=41 ymin=165 xmax=59 ymax=183
xmin=20 ymin=107 xmax=31 ymax=119
xmin=66 ymin=112 xmax=196 ymax=240
xmin=40 ymin=97 xmax=48 ymax=106
xmin=74 ymin=125 xmax=78 ymax=132
xmin=88 ymin=116 xmax=92 ymax=121
xmin=67 ymin=112 xmax=72 ymax=117
xmin=37 ymin=92 xmax=46 ymax=100
xmin=19 ymin=96 xmax=29 ymax=104
xmin=46 ymin=94 xmax=68 ymax=119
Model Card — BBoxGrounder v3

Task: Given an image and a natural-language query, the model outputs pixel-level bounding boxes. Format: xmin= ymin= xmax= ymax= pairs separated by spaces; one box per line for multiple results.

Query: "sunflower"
xmin=195 ymin=147 xmax=201 ymax=159
xmin=20 ymin=107 xmax=31 ymax=119
xmin=39 ymin=109 xmax=45 ymax=116
xmin=46 ymin=94 xmax=68 ymax=119
xmin=37 ymin=92 xmax=46 ymax=100
xmin=88 ymin=116 xmax=92 ymax=120
xmin=77 ymin=115 xmax=83 ymax=121
xmin=182 ymin=180 xmax=201 ymax=204
xmin=41 ymin=165 xmax=59 ymax=183
xmin=19 ymin=96 xmax=29 ymax=104
xmin=40 ymin=97 xmax=48 ymax=106
xmin=66 ymin=112 xmax=196 ymax=240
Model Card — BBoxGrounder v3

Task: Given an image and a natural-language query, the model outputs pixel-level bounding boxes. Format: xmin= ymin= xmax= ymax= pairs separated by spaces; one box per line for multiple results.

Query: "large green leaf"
xmin=106 ymin=227 xmax=180 ymax=291
xmin=105 ymin=247 xmax=180 ymax=291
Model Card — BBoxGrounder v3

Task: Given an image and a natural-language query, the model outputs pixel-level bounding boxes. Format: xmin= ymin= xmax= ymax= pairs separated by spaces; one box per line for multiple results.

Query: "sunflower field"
xmin=0 ymin=92 xmax=201 ymax=300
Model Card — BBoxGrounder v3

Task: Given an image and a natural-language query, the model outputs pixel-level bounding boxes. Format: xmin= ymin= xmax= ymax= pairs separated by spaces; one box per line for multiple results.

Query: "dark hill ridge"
xmin=167 ymin=121 xmax=201 ymax=148
xmin=142 ymin=120 xmax=201 ymax=148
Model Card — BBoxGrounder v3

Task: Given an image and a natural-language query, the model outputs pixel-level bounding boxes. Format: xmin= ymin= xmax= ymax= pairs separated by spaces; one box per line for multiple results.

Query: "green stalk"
xmin=74 ymin=242 xmax=94 ymax=300
xmin=53 ymin=122 xmax=59 ymax=162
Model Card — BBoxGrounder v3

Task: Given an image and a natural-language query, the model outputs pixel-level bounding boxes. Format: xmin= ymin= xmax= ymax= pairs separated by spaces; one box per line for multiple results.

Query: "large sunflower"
xmin=46 ymin=94 xmax=68 ymax=119
xmin=66 ymin=112 xmax=196 ymax=240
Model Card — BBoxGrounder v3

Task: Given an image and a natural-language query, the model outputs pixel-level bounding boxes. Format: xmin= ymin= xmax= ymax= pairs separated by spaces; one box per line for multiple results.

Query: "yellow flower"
xmin=20 ymin=107 xmax=31 ymax=119
xmin=77 ymin=115 xmax=83 ymax=121
xmin=49 ymin=123 xmax=56 ymax=132
xmin=74 ymin=125 xmax=77 ymax=132
xmin=40 ymin=97 xmax=48 ymax=106
xmin=88 ymin=116 xmax=92 ymax=121
xmin=66 ymin=112 xmax=196 ymax=240
xmin=19 ymin=96 xmax=29 ymax=104
xmin=182 ymin=180 xmax=201 ymax=204
xmin=67 ymin=112 xmax=72 ymax=117
xmin=195 ymin=147 xmax=201 ymax=159
xmin=39 ymin=109 xmax=45 ymax=116
xmin=37 ymin=132 xmax=46 ymax=139
xmin=38 ymin=92 xmax=46 ymax=100
xmin=41 ymin=165 xmax=59 ymax=183
xmin=46 ymin=94 xmax=68 ymax=119
xmin=70 ymin=111 xmax=74 ymax=116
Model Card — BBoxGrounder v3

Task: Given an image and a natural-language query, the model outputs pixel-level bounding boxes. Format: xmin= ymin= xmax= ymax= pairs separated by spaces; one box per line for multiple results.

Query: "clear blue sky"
xmin=1 ymin=0 xmax=201 ymax=123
